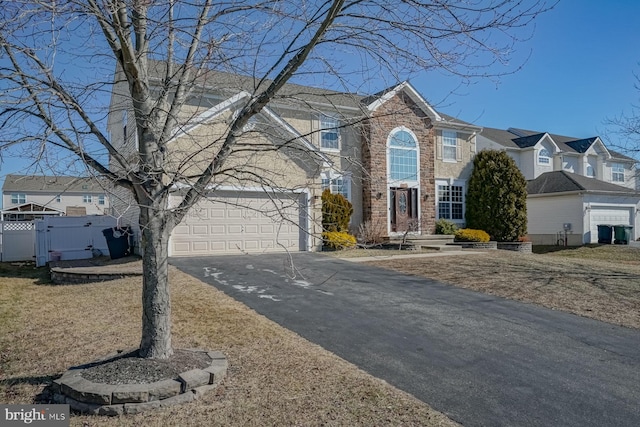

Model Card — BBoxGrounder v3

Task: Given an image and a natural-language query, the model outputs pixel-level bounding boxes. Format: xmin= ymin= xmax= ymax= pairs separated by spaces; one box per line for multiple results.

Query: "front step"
xmin=386 ymin=235 xmax=461 ymax=251
xmin=387 ymin=234 xmax=455 ymax=247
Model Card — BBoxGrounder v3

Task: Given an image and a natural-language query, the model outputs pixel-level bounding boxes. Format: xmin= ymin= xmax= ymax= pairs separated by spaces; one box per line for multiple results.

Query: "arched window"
xmin=388 ymin=129 xmax=418 ymax=181
xmin=538 ymin=148 xmax=551 ymax=164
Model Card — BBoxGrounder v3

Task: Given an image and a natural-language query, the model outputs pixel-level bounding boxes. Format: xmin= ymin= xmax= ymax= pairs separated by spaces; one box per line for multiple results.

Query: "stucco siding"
xmin=527 ymin=194 xmax=584 ymax=245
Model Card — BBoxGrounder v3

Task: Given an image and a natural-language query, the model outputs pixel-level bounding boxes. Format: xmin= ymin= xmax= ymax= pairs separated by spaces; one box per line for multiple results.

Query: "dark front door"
xmin=390 ymin=187 xmax=419 ymax=233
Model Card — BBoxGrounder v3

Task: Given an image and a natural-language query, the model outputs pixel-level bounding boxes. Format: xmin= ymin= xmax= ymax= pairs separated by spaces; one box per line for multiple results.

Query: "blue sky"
xmin=418 ymin=0 xmax=640 ymax=150
xmin=2 ymin=1 xmax=639 ymax=208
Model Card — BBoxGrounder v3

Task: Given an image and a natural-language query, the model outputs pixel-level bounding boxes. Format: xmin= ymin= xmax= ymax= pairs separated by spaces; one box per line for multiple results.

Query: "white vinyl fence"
xmin=0 ymin=221 xmax=36 ymax=262
xmin=35 ymin=216 xmax=118 ymax=266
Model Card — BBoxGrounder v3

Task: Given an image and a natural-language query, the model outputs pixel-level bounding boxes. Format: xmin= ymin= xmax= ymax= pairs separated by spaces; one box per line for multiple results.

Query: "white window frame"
xmin=98 ymin=195 xmax=106 ymax=205
xmin=436 ymin=179 xmax=465 ymax=223
xmin=612 ymin=163 xmax=625 ymax=182
xmin=538 ymin=148 xmax=551 ymax=165
xmin=11 ymin=193 xmax=26 ymax=204
xmin=586 ymin=165 xmax=595 ymax=178
xmin=387 ymin=127 xmax=420 ymax=183
xmin=442 ymin=130 xmax=458 ymax=162
xmin=83 ymin=195 xmax=92 ymax=203
xmin=55 ymin=195 xmax=62 ymax=203
xmin=319 ymin=115 xmax=340 ymax=152
xmin=321 ymin=170 xmax=351 ymax=201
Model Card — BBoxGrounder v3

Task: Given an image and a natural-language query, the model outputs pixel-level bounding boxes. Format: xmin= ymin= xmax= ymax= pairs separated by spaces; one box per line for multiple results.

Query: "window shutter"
xmin=456 ymin=136 xmax=462 ymax=161
xmin=436 ymin=134 xmax=443 ymax=160
xmin=311 ymin=114 xmax=319 ymax=146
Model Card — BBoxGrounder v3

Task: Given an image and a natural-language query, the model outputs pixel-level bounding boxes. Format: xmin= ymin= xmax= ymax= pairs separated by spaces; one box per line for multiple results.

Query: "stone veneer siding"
xmin=362 ymin=92 xmax=436 ymax=235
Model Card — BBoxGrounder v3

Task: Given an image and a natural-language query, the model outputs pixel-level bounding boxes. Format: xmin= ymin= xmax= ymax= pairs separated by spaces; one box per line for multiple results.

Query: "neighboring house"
xmin=108 ymin=63 xmax=480 ymax=255
xmin=477 ymin=127 xmax=638 ymax=188
xmin=478 ymin=128 xmax=639 ymax=244
xmin=527 ymin=171 xmax=640 ymax=245
xmin=1 ymin=175 xmax=110 ymax=221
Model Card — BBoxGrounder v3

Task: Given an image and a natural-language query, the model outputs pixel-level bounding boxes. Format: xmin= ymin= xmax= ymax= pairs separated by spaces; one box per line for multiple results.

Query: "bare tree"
xmin=605 ymin=73 xmax=640 ymax=159
xmin=0 ymin=0 xmax=553 ymax=359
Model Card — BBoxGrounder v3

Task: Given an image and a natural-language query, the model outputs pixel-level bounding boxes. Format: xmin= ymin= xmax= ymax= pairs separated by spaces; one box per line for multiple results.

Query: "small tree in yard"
xmin=466 ymin=150 xmax=528 ymax=241
xmin=0 ymin=1 xmax=551 ymax=361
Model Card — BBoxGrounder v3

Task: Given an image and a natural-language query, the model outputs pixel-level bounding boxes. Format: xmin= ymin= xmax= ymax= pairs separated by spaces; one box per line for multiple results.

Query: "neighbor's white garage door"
xmin=170 ymin=191 xmax=306 ymax=256
xmin=588 ymin=207 xmax=633 ymax=243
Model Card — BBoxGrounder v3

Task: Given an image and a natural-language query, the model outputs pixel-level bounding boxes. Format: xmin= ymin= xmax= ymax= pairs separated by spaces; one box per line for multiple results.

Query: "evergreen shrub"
xmin=435 ymin=218 xmax=458 ymax=235
xmin=454 ymin=228 xmax=490 ymax=242
xmin=322 ymin=231 xmax=357 ymax=250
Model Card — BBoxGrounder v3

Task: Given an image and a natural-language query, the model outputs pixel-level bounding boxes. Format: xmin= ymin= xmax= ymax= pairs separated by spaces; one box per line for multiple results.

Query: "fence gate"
xmin=0 ymin=221 xmax=36 ymax=262
xmin=34 ymin=216 xmax=117 ymax=267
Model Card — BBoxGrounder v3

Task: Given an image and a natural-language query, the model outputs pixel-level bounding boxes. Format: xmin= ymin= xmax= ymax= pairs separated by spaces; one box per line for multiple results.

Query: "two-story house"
xmin=1 ymin=174 xmax=110 ymax=221
xmin=477 ymin=127 xmax=640 ymax=244
xmin=108 ymin=63 xmax=479 ymax=255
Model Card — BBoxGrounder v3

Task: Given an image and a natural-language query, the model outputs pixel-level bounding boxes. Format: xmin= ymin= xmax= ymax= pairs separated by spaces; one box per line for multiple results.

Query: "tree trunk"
xmin=138 ymin=204 xmax=174 ymax=359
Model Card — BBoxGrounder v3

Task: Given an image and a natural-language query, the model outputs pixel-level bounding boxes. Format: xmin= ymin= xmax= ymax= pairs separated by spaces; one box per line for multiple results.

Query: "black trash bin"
xmin=597 ymin=224 xmax=613 ymax=244
xmin=613 ymin=225 xmax=633 ymax=245
xmin=102 ymin=227 xmax=131 ymax=259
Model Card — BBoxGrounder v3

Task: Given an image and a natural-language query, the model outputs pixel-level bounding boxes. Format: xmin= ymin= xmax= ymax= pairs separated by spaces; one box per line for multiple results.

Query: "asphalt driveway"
xmin=170 ymin=252 xmax=640 ymax=427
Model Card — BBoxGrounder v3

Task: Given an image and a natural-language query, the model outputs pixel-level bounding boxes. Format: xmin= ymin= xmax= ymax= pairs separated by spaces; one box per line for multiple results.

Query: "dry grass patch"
xmin=0 ymin=263 xmax=456 ymax=427
xmin=367 ymin=246 xmax=640 ymax=329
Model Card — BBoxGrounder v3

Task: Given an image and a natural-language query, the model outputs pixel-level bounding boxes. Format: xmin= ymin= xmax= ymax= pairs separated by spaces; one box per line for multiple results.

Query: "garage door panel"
xmin=170 ymin=191 xmax=305 ymax=256
xmin=589 ymin=207 xmax=632 ymax=244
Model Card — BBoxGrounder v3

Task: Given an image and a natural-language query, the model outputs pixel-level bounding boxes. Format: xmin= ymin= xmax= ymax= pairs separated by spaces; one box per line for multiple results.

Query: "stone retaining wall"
xmin=50 ymin=349 xmax=227 ymax=415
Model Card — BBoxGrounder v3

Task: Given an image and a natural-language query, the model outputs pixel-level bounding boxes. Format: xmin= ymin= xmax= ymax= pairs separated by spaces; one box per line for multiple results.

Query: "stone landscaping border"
xmin=50 ymin=349 xmax=227 ymax=415
xmin=496 ymin=241 xmax=533 ymax=253
xmin=448 ymin=241 xmax=498 ymax=250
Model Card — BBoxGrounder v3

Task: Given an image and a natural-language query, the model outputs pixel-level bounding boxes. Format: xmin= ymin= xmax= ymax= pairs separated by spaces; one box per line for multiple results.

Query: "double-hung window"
xmin=321 ymin=171 xmax=350 ymax=201
xmin=437 ymin=184 xmax=464 ymax=221
xmin=11 ymin=193 xmax=26 ymax=204
xmin=442 ymin=131 xmax=458 ymax=161
xmin=612 ymin=163 xmax=624 ymax=182
xmin=320 ymin=115 xmax=340 ymax=151
xmin=83 ymin=195 xmax=92 ymax=203
xmin=98 ymin=195 xmax=106 ymax=205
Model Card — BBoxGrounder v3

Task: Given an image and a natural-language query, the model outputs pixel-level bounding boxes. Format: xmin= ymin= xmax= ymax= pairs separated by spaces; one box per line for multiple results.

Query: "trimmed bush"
xmin=454 ymin=228 xmax=490 ymax=243
xmin=465 ymin=150 xmax=528 ymax=242
xmin=322 ymin=189 xmax=353 ymax=232
xmin=322 ymin=231 xmax=357 ymax=250
xmin=435 ymin=218 xmax=458 ymax=235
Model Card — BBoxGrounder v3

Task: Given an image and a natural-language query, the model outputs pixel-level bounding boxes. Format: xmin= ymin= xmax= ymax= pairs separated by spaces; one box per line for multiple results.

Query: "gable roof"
xmin=363 ymin=81 xmax=481 ymax=131
xmin=2 ymin=175 xmax=106 ymax=193
xmin=527 ymin=171 xmax=638 ymax=195
xmin=512 ymin=132 xmax=548 ymax=149
xmin=481 ymin=127 xmax=636 ymax=162
xmin=145 ymin=60 xmax=365 ymax=112
xmin=1 ymin=202 xmax=64 ymax=214
xmin=169 ymin=91 xmax=332 ymax=166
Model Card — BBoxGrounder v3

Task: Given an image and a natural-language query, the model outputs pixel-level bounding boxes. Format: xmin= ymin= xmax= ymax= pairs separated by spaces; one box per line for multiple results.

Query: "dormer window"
xmin=320 ymin=115 xmax=340 ymax=151
xmin=586 ymin=165 xmax=595 ymax=178
xmin=538 ymin=148 xmax=551 ymax=164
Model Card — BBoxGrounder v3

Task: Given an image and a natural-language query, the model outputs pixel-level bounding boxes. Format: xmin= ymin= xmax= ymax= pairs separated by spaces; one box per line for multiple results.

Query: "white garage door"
xmin=589 ymin=207 xmax=633 ymax=243
xmin=170 ymin=191 xmax=306 ymax=256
